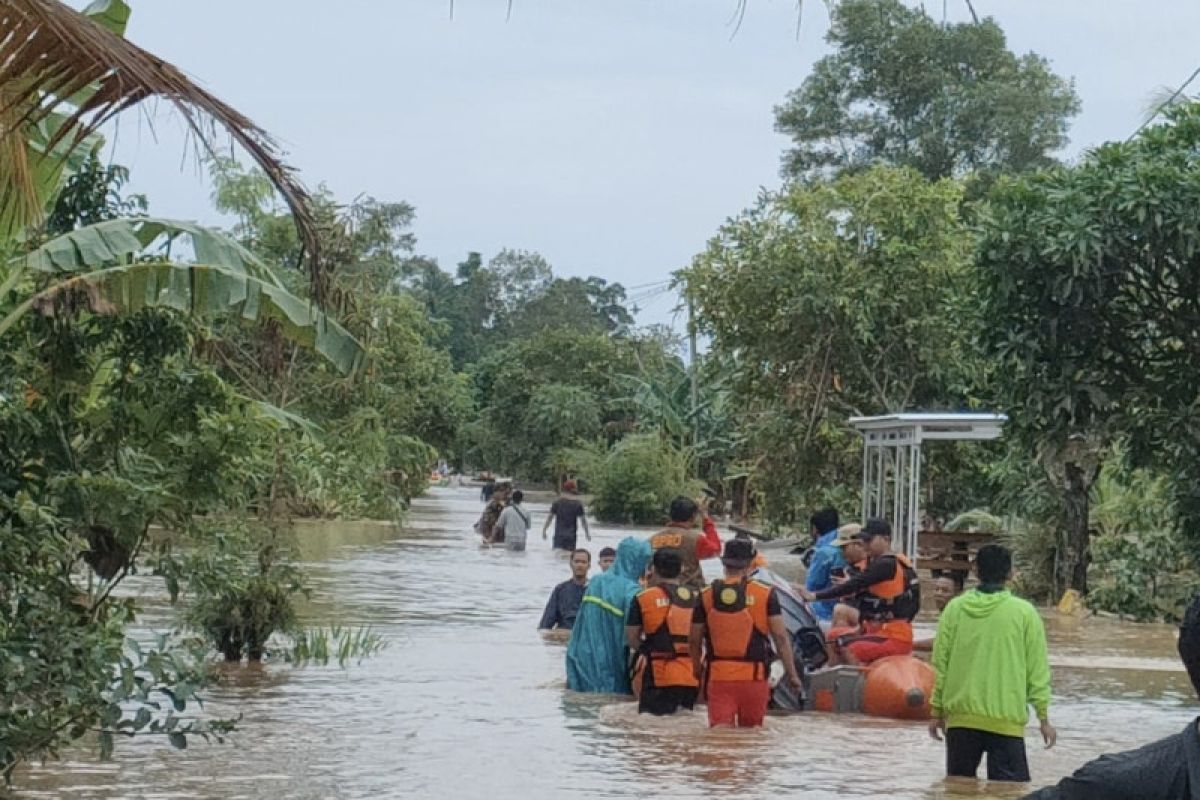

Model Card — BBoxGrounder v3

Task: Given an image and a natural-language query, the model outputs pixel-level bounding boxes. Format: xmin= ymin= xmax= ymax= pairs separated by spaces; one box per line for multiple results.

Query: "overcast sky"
xmin=106 ymin=0 xmax=1200 ymax=327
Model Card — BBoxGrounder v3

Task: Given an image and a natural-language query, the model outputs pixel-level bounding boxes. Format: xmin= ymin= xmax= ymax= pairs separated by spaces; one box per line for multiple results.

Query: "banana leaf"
xmin=18 ymin=216 xmax=281 ymax=286
xmin=0 ymin=261 xmax=363 ymax=375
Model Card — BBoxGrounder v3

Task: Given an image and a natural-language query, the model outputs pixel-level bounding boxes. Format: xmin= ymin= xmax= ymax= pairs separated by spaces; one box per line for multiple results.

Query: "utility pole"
xmin=687 ymin=283 xmax=700 ymax=450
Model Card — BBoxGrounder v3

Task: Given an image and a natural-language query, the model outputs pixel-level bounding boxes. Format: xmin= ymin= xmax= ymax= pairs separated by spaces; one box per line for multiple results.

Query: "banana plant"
xmin=0 ymin=217 xmax=363 ymax=373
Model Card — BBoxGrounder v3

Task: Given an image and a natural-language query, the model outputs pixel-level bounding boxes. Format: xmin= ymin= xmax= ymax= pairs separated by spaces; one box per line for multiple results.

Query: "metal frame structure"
xmin=848 ymin=413 xmax=1006 ymax=561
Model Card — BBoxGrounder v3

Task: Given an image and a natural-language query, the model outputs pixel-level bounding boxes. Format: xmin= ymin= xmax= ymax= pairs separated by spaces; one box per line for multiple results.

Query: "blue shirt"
xmin=805 ymin=528 xmax=845 ymax=621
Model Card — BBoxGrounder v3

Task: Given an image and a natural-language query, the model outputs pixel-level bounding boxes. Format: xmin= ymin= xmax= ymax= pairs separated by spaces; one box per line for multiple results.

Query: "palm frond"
xmin=0 ymin=0 xmax=322 ymax=297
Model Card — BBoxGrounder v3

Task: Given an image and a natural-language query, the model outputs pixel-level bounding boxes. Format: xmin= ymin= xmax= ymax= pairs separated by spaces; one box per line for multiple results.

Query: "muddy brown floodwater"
xmin=14 ymin=486 xmax=1198 ymax=799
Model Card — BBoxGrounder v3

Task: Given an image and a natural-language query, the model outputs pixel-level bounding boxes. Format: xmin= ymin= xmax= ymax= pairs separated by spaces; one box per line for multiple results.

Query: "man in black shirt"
xmin=538 ymin=549 xmax=591 ymax=631
xmin=542 ymin=480 xmax=590 ymax=551
xmin=1024 ymin=593 xmax=1200 ymax=799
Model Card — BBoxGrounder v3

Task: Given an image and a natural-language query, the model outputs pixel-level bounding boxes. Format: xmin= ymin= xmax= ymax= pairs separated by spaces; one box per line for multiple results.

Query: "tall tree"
xmin=978 ymin=103 xmax=1200 ymax=594
xmin=686 ymin=166 xmax=980 ymax=523
xmin=513 ymin=276 xmax=634 ymax=336
xmin=775 ymin=0 xmax=1079 ymax=182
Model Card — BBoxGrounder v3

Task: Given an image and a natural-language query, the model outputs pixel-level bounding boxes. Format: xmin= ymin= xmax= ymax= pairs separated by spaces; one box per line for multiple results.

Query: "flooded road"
xmin=15 ymin=486 xmax=1198 ymax=799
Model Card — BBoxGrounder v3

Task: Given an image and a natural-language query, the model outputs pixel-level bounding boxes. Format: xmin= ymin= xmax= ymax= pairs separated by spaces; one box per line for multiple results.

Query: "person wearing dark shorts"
xmin=542 ymin=480 xmax=590 ymax=550
xmin=929 ymin=544 xmax=1056 ymax=783
xmin=626 ymin=549 xmax=699 ymax=715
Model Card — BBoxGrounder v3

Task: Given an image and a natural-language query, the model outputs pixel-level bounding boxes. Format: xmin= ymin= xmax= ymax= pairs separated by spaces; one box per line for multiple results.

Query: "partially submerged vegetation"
xmin=4 ymin=0 xmax=1200 ymax=785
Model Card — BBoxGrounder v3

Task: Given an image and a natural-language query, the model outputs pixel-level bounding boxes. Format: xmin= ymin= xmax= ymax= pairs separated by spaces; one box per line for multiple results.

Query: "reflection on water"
xmin=15 ymin=487 xmax=1198 ymax=799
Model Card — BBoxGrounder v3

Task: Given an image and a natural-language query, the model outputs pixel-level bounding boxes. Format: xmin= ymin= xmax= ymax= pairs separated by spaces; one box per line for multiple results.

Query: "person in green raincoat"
xmin=566 ymin=537 xmax=651 ymax=694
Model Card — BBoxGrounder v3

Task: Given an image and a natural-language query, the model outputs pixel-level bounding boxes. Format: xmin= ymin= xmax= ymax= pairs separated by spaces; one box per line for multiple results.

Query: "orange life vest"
xmin=701 ymin=578 xmax=774 ymax=682
xmin=858 ymin=554 xmax=920 ymax=640
xmin=633 ymin=584 xmax=700 ymax=689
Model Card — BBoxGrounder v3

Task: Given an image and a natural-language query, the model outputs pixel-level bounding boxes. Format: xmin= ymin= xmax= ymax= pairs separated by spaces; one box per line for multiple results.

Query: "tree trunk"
xmin=1061 ymin=461 xmax=1091 ymax=594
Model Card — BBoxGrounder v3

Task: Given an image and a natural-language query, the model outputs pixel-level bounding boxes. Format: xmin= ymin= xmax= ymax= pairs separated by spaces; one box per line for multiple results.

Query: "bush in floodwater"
xmin=584 ymin=434 xmax=702 ymax=525
xmin=176 ymin=520 xmax=306 ymax=662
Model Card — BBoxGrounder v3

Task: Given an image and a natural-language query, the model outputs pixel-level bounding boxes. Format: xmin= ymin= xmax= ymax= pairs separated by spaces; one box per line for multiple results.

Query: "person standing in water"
xmin=929 ymin=544 xmax=1055 ymax=784
xmin=539 ymin=549 xmax=591 ymax=631
xmin=648 ymin=496 xmax=721 ymax=592
xmin=566 ymin=537 xmax=652 ymax=694
xmin=597 ymin=547 xmax=616 ymax=572
xmin=492 ymin=490 xmax=531 ymax=550
xmin=626 ymin=548 xmax=700 ymax=715
xmin=542 ymin=480 xmax=590 ymax=551
xmin=689 ymin=539 xmax=803 ymax=728
xmin=476 ymin=482 xmax=510 ymax=543
xmin=914 ymin=570 xmax=966 ymax=652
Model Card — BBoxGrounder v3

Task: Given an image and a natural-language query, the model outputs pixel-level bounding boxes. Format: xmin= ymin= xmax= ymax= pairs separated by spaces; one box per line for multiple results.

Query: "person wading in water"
xmin=627 ymin=548 xmax=701 ymax=715
xmin=690 ymin=539 xmax=803 ymax=728
xmin=539 ymin=549 xmax=591 ymax=632
xmin=648 ymin=495 xmax=721 ymax=592
xmin=542 ymin=479 xmax=590 ymax=551
xmin=476 ymin=482 xmax=510 ymax=544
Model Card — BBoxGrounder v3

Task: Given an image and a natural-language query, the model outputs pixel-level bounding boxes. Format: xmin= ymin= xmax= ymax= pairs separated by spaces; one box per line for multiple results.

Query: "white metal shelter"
xmin=848 ymin=413 xmax=1006 ymax=561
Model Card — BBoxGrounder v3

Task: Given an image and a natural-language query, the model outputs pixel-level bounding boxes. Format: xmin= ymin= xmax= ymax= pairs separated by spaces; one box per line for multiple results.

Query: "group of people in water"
xmin=476 ymin=484 xmax=1200 ymax=797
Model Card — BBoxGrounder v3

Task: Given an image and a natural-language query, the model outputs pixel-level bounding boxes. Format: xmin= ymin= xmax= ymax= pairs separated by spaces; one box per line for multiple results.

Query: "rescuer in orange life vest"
xmin=626 ymin=548 xmax=701 ymax=715
xmin=689 ymin=539 xmax=803 ymax=728
xmin=800 ymin=517 xmax=920 ymax=666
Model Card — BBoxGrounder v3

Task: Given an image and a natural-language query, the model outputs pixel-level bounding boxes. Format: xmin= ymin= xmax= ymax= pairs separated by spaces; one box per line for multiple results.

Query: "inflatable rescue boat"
xmin=752 ymin=567 xmax=934 ymax=720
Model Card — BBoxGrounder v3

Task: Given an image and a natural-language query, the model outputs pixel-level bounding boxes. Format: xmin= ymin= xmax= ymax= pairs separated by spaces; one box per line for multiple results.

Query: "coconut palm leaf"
xmin=0 ymin=0 xmax=320 ymax=295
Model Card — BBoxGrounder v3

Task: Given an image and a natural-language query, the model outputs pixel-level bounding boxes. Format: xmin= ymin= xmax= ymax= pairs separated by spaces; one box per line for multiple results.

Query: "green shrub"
xmin=583 ymin=434 xmax=701 ymax=525
xmin=174 ymin=519 xmax=306 ymax=662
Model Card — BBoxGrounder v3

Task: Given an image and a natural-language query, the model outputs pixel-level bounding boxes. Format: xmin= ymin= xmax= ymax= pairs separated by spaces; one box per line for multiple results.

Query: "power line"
xmin=1128 ymin=62 xmax=1200 ymax=142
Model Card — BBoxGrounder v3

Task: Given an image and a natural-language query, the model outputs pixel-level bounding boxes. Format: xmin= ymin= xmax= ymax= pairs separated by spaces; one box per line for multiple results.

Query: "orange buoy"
xmin=861 ymin=655 xmax=934 ymax=720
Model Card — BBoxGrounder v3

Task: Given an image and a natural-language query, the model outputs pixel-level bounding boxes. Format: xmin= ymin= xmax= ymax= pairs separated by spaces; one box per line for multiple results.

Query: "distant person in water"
xmin=566 ymin=537 xmax=652 ymax=694
xmin=648 ymin=495 xmax=722 ymax=591
xmin=492 ymin=490 xmax=531 ymax=550
xmin=598 ymin=547 xmax=616 ymax=572
xmin=539 ymin=549 xmax=591 ymax=631
xmin=914 ymin=570 xmax=966 ymax=652
xmin=542 ymin=480 xmax=590 ymax=550
xmin=929 ymin=544 xmax=1055 ymax=784
xmin=481 ymin=478 xmax=496 ymax=502
xmin=476 ymin=482 xmax=510 ymax=543
xmin=1024 ymin=592 xmax=1200 ymax=799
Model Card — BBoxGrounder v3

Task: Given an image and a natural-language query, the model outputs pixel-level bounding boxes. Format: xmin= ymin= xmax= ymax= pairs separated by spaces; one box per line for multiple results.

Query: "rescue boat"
xmin=752 ymin=567 xmax=934 ymax=721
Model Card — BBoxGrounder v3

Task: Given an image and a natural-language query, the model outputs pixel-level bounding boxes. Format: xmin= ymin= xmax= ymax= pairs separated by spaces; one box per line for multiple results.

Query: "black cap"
xmin=721 ymin=538 xmax=756 ymax=568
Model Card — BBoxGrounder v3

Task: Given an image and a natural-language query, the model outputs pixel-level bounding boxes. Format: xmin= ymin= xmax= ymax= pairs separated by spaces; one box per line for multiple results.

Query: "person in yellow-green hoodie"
xmin=929 ymin=544 xmax=1056 ymax=783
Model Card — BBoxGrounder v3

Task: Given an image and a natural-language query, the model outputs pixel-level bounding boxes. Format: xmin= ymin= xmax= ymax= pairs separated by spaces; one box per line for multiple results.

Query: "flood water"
xmin=14 ymin=486 xmax=1198 ymax=799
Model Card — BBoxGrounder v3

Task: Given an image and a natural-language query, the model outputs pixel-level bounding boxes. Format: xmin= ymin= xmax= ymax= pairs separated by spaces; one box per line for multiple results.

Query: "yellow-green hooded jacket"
xmin=931 ymin=588 xmax=1051 ymax=737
